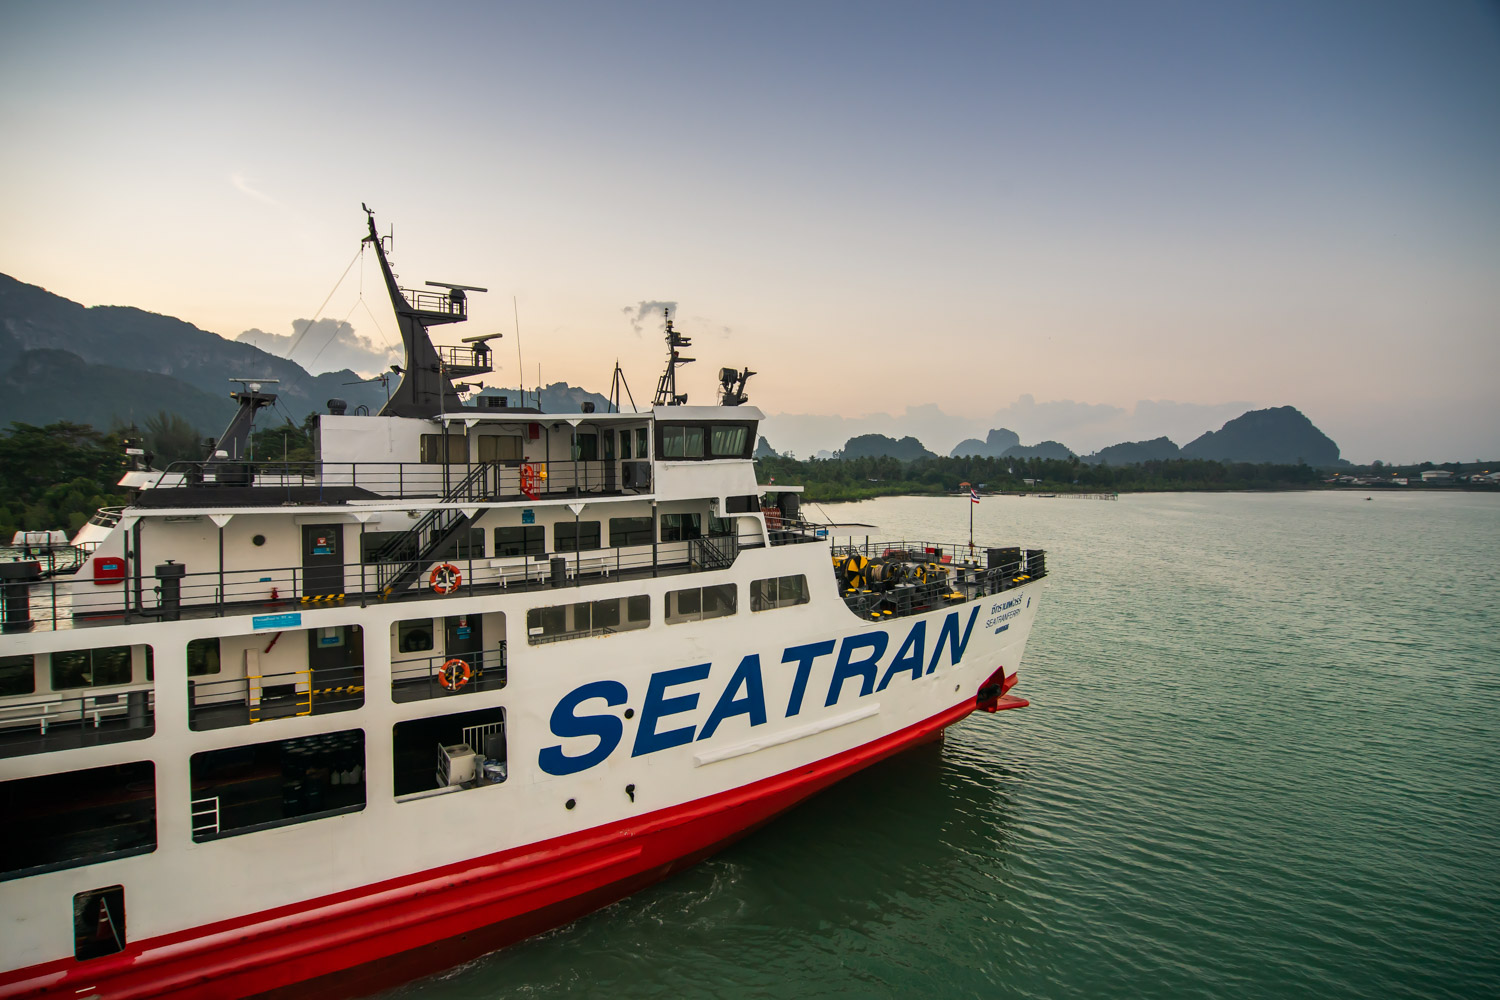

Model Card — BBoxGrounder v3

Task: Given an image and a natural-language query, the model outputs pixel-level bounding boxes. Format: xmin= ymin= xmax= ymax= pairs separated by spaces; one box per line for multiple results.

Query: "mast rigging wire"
xmin=284 ymin=247 xmax=362 ymax=360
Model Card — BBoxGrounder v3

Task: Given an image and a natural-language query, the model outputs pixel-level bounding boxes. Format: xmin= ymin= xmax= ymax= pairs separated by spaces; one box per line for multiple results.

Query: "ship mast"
xmin=362 ymin=204 xmax=499 ymax=417
xmin=651 ymin=309 xmax=693 ymax=406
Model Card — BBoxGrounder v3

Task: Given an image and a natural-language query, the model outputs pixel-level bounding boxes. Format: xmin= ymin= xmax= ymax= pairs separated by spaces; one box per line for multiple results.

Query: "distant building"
xmin=1421 ymin=470 xmax=1454 ymax=482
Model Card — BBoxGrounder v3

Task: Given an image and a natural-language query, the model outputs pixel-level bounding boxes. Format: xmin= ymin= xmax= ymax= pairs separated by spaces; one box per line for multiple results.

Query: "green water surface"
xmin=384 ymin=491 xmax=1500 ymax=999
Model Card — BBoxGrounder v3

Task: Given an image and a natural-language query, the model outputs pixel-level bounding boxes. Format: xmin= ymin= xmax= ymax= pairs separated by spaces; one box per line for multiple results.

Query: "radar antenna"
xmin=717 ymin=366 xmax=755 ymax=406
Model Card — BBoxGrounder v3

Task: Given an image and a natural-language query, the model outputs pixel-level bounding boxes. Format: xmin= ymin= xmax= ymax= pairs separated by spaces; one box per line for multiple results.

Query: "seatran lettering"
xmin=538 ymin=606 xmax=980 ymax=776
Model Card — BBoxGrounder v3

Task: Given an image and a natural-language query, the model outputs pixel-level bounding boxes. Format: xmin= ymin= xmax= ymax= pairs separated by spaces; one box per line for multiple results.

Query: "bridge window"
xmin=555 ymin=520 xmax=601 ymax=552
xmin=710 ymin=425 xmax=748 ymax=457
xmin=190 ymin=730 xmax=364 ymax=842
xmin=666 ymin=584 xmax=736 ymax=624
xmin=495 ymin=525 xmax=545 ymax=557
xmin=660 ymin=424 xmax=704 ymax=459
xmin=0 ymin=762 xmax=155 ymax=880
xmin=526 ymin=595 xmax=648 ymax=644
xmin=608 ymin=516 xmax=653 ymax=547
xmin=0 ymin=654 xmax=34 ymax=696
xmin=656 ymin=422 xmax=754 ymax=461
xmin=394 ymin=706 xmax=508 ymax=799
xmin=751 ymin=575 xmax=810 ymax=612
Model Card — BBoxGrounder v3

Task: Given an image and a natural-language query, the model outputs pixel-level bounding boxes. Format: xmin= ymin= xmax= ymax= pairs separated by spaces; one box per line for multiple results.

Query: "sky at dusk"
xmin=1 ymin=0 xmax=1496 ymax=463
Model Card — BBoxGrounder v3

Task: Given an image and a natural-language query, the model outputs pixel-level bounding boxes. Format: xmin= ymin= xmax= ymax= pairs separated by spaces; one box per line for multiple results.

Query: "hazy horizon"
xmin=2 ymin=1 xmax=1496 ymax=464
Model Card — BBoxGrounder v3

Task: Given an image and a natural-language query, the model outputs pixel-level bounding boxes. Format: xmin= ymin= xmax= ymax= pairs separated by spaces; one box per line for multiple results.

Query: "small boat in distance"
xmin=0 ymin=208 xmax=1048 ymax=999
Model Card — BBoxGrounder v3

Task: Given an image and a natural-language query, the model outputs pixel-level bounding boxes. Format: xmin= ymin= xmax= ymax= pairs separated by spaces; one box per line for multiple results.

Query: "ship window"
xmin=636 ymin=427 xmax=649 ymax=458
xmin=50 ymin=645 xmax=135 ymax=690
xmin=186 ymin=638 xmax=221 ymax=676
xmin=0 ymin=654 xmax=34 ymax=696
xmin=665 ymin=584 xmax=736 ymax=624
xmin=495 ymin=525 xmax=545 ymax=557
xmin=398 ymin=619 xmax=434 ymax=653
xmin=0 ymin=763 xmax=156 ymax=881
xmin=526 ymin=596 xmax=648 ymax=644
xmin=751 ymin=575 xmax=810 ymax=612
xmin=619 ymin=429 xmax=632 ymax=460
xmin=608 ymin=516 xmax=653 ymax=547
xmin=362 ymin=530 xmax=418 ymax=563
xmin=660 ymin=513 xmax=702 ymax=542
xmin=571 ymin=433 xmax=598 ymax=461
xmin=445 ymin=528 xmax=487 ymax=560
xmin=660 ymin=424 xmax=704 ymax=459
xmin=602 ymin=431 xmax=616 ymax=461
xmin=710 ymin=425 xmax=748 ymax=458
xmin=393 ymin=707 xmax=507 ymax=799
xmin=477 ymin=435 xmax=523 ymax=465
xmin=74 ymin=886 xmax=126 ymax=960
xmin=190 ymin=730 xmax=365 ymax=842
xmin=725 ymin=494 xmax=758 ymax=514
xmin=420 ymin=433 xmax=466 ymax=465
xmin=555 ymin=520 xmax=601 ymax=552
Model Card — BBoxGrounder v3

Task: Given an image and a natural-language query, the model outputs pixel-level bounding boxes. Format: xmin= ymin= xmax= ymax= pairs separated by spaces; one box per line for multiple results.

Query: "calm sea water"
xmin=384 ymin=491 xmax=1500 ymax=1000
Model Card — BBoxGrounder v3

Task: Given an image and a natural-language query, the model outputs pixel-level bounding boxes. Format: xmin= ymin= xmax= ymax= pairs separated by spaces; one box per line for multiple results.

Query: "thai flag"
xmin=970 ymin=486 xmax=980 ymax=504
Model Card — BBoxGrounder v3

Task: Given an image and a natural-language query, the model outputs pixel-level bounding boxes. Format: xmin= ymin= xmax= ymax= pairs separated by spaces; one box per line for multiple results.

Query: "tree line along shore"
xmin=1 ymin=419 xmax=1493 ymax=538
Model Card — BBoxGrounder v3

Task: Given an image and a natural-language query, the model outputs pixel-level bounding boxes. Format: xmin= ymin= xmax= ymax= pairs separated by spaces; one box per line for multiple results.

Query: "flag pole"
xmin=961 ymin=481 xmax=974 ymax=555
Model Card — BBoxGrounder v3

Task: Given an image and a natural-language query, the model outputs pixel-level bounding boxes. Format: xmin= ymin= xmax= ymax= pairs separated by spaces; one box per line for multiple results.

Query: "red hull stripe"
xmin=2 ymin=697 xmax=981 ymax=1000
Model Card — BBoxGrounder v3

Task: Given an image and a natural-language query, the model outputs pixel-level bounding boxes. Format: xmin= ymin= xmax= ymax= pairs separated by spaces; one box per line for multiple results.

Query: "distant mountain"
xmin=1001 ymin=440 xmax=1075 ymax=461
xmin=1083 ymin=436 xmax=1181 ymax=465
xmin=841 ymin=433 xmax=936 ymax=461
xmin=1181 ymin=406 xmax=1341 ymax=465
xmin=0 ymin=348 xmax=236 ymax=434
xmin=0 ymin=273 xmax=388 ymax=433
xmin=950 ymin=427 xmax=1021 ymax=458
xmin=753 ymin=437 xmax=779 ymax=459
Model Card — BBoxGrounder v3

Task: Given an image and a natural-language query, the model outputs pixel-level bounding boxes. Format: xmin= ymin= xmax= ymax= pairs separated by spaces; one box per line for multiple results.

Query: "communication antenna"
xmin=610 ymin=361 xmax=639 ymax=413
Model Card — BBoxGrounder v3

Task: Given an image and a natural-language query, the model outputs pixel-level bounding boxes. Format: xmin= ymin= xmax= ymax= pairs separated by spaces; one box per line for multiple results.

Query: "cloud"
xmin=622 ymin=300 xmax=677 ymax=337
xmin=236 ymin=318 xmax=400 ymax=377
xmin=229 ymin=172 xmax=278 ymax=206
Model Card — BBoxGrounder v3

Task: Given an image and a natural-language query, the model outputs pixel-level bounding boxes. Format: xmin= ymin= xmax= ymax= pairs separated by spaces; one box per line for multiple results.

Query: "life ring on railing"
xmin=520 ymin=462 xmax=539 ymax=499
xmin=438 ymin=657 xmax=472 ymax=690
xmin=429 ymin=563 xmax=462 ymax=594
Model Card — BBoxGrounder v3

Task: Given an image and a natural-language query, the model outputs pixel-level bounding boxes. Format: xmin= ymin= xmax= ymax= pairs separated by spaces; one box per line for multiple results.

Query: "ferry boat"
xmin=0 ymin=209 xmax=1047 ymax=999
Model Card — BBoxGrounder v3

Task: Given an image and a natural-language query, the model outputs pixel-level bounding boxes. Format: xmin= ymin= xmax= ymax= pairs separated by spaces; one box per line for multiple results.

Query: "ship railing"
xmin=391 ymin=645 xmax=507 ymax=704
xmin=401 ymin=286 xmax=467 ymax=317
xmin=31 ymin=536 xmax=744 ymax=630
xmin=152 ymin=458 xmax=636 ymax=503
xmin=828 ymin=539 xmax=1048 ymax=618
xmin=0 ymin=684 xmax=155 ymax=759
xmin=190 ymin=796 xmax=220 ymax=837
xmin=766 ymin=518 xmax=830 ymax=547
xmin=187 ymin=664 xmax=364 ymax=730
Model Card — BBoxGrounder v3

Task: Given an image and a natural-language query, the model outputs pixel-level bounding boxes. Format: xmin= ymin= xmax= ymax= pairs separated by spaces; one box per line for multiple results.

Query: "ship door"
xmin=445 ymin=614 xmax=484 ymax=676
xmin=301 ymin=524 xmax=344 ymax=597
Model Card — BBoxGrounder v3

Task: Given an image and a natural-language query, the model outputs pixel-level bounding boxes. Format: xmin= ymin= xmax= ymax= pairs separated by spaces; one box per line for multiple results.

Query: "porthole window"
xmin=252 ymin=534 xmax=266 ymax=546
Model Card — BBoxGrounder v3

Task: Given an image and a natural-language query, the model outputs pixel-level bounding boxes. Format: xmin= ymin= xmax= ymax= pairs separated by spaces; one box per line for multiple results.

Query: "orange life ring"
xmin=429 ymin=563 xmax=462 ymax=594
xmin=520 ymin=462 xmax=539 ymax=499
xmin=437 ymin=657 xmax=472 ymax=690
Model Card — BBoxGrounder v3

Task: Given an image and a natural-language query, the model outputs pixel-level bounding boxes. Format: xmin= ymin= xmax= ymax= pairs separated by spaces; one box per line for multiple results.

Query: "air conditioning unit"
xmin=621 ymin=461 xmax=651 ymax=490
